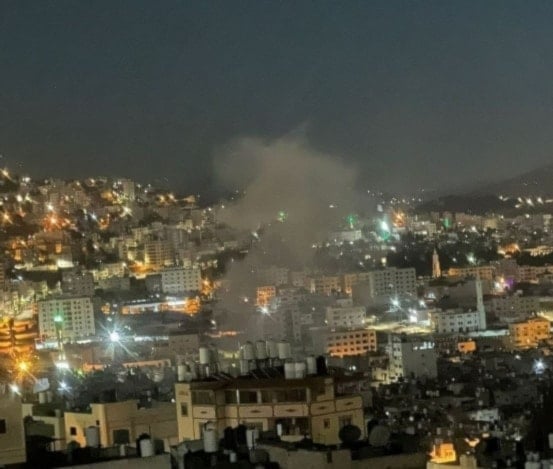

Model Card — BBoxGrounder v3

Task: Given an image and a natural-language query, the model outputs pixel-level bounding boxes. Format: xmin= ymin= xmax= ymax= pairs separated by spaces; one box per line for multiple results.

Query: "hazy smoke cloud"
xmin=212 ymin=135 xmax=360 ymax=332
xmin=215 ymin=135 xmax=358 ymax=255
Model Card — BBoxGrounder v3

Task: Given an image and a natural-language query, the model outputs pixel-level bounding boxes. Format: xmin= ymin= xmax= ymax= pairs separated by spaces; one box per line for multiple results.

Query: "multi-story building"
xmin=160 ymin=266 xmax=201 ymax=294
xmin=387 ymin=334 xmax=438 ymax=382
xmin=175 ymin=373 xmax=366 ymax=445
xmin=342 ymin=272 xmax=371 ymax=296
xmin=430 ymin=308 xmax=486 ymax=334
xmin=516 ymin=265 xmax=553 ymax=283
xmin=485 ymin=295 xmax=540 ymax=322
xmin=257 ymin=285 xmax=277 ymax=307
xmin=447 ymin=265 xmax=496 ymax=280
xmin=166 ymin=332 xmax=200 ymax=359
xmin=64 ymin=400 xmax=178 ymax=448
xmin=325 ymin=328 xmax=377 ymax=357
xmin=0 ymin=390 xmax=25 ymax=465
xmin=38 ymin=296 xmax=95 ymax=341
xmin=257 ymin=266 xmax=289 ymax=287
xmin=144 ymin=240 xmax=173 ymax=268
xmin=325 ymin=299 xmax=366 ymax=329
xmin=368 ymin=267 xmax=416 ymax=298
xmin=305 ymin=275 xmax=342 ymax=296
xmin=266 ymin=287 xmax=306 ymax=343
xmin=61 ymin=269 xmax=95 ymax=297
xmin=508 ymin=317 xmax=551 ymax=349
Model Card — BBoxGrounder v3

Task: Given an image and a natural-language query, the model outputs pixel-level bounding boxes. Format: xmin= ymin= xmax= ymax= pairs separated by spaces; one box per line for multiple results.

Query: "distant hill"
xmin=415 ymin=194 xmax=516 ymax=215
xmin=416 ymin=163 xmax=553 ymax=215
xmin=477 ymin=163 xmax=553 ymax=197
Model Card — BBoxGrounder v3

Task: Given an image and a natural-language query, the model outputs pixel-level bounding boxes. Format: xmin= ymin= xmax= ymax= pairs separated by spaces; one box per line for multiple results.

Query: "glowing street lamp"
xmin=109 ymin=331 xmax=120 ymax=342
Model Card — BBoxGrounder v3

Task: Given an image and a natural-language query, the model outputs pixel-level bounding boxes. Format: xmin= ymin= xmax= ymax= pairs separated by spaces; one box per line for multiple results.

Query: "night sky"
xmin=2 ymin=1 xmax=553 ymax=195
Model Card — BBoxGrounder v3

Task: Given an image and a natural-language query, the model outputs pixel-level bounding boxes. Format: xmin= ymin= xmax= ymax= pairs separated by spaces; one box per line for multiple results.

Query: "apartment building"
xmin=175 ymin=373 xmax=365 ymax=445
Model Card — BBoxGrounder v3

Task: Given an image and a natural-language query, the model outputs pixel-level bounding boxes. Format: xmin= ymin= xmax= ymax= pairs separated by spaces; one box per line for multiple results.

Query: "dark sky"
xmin=2 ymin=1 xmax=553 ymax=195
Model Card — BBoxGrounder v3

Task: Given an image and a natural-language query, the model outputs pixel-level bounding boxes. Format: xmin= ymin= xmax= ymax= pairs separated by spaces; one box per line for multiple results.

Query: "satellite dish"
xmin=339 ymin=425 xmax=361 ymax=444
xmin=369 ymin=425 xmax=391 ymax=447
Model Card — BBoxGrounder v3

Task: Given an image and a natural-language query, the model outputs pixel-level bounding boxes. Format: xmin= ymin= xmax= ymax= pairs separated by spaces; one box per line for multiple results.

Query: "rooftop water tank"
xmin=241 ymin=342 xmax=255 ymax=361
xmin=306 ymin=356 xmax=317 ymax=375
xmin=277 ymin=341 xmax=291 ymax=360
xmin=256 ymin=340 xmax=268 ymax=360
xmin=266 ymin=340 xmax=278 ymax=358
xmin=199 ymin=347 xmax=211 ymax=365
xmin=203 ymin=423 xmax=218 ymax=453
xmin=284 ymin=362 xmax=295 ymax=379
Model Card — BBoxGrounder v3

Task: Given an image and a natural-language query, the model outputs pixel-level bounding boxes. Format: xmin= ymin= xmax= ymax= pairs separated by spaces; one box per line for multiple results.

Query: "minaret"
xmin=432 ymin=248 xmax=441 ymax=278
xmin=475 ymin=275 xmax=487 ymax=330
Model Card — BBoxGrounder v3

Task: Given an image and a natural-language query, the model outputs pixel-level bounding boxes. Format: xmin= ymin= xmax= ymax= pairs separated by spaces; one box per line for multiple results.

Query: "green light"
xmin=346 ymin=214 xmax=358 ymax=229
xmin=277 ymin=211 xmax=287 ymax=222
xmin=443 ymin=218 xmax=451 ymax=229
xmin=54 ymin=315 xmax=63 ymax=323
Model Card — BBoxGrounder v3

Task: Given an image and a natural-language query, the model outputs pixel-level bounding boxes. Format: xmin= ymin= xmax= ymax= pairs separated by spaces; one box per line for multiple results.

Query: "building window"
xmin=191 ymin=390 xmax=214 ymax=405
xmin=239 ymin=390 xmax=258 ymax=404
xmin=225 ymin=390 xmax=238 ymax=404
xmin=70 ymin=426 xmax=77 ymax=436
xmin=181 ymin=403 xmax=188 ymax=416
xmin=0 ymin=419 xmax=6 ymax=434
xmin=113 ymin=428 xmax=130 ymax=445
xmin=323 ymin=418 xmax=330 ymax=429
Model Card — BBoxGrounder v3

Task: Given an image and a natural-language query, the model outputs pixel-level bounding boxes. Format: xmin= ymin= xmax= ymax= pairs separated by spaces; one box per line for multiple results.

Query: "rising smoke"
xmin=212 ymin=135 xmax=360 ymax=330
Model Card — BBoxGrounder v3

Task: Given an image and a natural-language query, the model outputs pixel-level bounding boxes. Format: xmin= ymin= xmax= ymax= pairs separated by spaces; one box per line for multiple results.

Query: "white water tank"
xmin=177 ymin=364 xmax=186 ymax=382
xmin=199 ymin=347 xmax=211 ymax=365
xmin=38 ymin=392 xmax=47 ymax=404
xmin=277 ymin=341 xmax=291 ymax=360
xmin=241 ymin=342 xmax=255 ymax=360
xmin=240 ymin=359 xmax=250 ymax=375
xmin=284 ymin=362 xmax=295 ymax=379
xmin=294 ymin=361 xmax=306 ymax=379
xmin=85 ymin=426 xmax=100 ymax=448
xmin=266 ymin=340 xmax=278 ymax=358
xmin=306 ymin=356 xmax=316 ymax=375
xmin=246 ymin=428 xmax=257 ymax=449
xmin=256 ymin=340 xmax=267 ymax=359
xmin=139 ymin=438 xmax=154 ymax=457
xmin=203 ymin=423 xmax=218 ymax=453
xmin=229 ymin=451 xmax=237 ymax=463
xmin=276 ymin=423 xmax=283 ymax=437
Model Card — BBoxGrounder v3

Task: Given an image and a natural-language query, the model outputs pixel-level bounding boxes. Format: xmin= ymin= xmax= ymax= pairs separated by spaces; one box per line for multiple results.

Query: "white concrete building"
xmin=485 ymin=294 xmax=539 ymax=323
xmin=38 ymin=296 xmax=95 ymax=341
xmin=326 ymin=299 xmax=366 ymax=329
xmin=160 ymin=266 xmax=201 ymax=294
xmin=369 ymin=267 xmax=417 ymax=298
xmin=387 ymin=334 xmax=437 ymax=382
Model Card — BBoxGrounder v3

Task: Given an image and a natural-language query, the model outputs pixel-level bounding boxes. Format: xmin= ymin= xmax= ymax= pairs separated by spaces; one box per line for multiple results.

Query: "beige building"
xmin=447 ymin=265 xmax=495 ymax=280
xmin=326 ymin=329 xmax=377 ymax=357
xmin=257 ymin=285 xmax=277 ymax=307
xmin=0 ymin=390 xmax=26 ymax=465
xmin=175 ymin=374 xmax=365 ymax=445
xmin=22 ymin=402 xmax=66 ymax=450
xmin=38 ymin=296 xmax=96 ymax=341
xmin=508 ymin=316 xmax=551 ymax=349
xmin=64 ymin=400 xmax=178 ymax=448
xmin=305 ymin=275 xmax=342 ymax=296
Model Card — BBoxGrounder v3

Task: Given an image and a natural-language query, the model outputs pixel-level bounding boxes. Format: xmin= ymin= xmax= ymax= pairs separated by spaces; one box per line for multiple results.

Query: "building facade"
xmin=175 ymin=374 xmax=365 ymax=445
xmin=38 ymin=296 xmax=96 ymax=341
